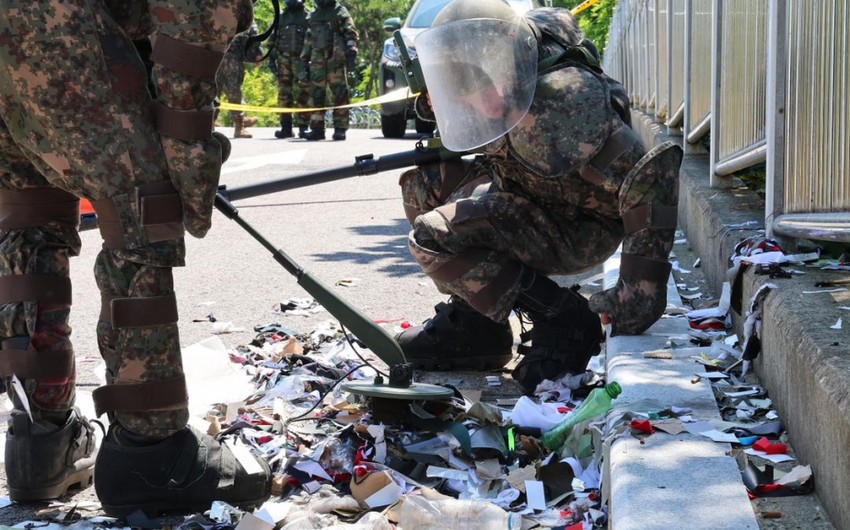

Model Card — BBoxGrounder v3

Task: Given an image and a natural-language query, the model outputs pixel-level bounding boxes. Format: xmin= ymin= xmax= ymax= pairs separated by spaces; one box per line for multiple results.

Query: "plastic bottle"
xmin=398 ymin=495 xmax=521 ymax=530
xmin=541 ymin=381 xmax=623 ymax=451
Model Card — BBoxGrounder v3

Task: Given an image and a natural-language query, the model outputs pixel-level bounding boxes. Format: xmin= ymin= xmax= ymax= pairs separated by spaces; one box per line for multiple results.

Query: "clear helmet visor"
xmin=415 ymin=17 xmax=538 ymax=152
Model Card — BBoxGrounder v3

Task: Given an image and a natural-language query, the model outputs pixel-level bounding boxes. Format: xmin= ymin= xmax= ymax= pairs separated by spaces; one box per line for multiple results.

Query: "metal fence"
xmin=604 ymin=0 xmax=850 ymax=243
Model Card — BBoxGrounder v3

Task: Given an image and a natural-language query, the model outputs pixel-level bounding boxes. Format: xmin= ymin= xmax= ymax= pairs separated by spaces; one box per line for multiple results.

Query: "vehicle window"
xmin=407 ymin=0 xmax=454 ymax=28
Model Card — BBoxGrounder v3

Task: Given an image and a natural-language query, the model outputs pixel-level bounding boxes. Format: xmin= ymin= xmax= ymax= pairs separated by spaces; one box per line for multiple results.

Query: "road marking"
xmin=222 ymin=150 xmax=307 ymax=175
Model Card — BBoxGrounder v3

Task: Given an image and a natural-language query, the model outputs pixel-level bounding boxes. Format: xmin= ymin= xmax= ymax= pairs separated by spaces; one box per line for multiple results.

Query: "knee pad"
xmin=0 ymin=187 xmax=79 ymax=405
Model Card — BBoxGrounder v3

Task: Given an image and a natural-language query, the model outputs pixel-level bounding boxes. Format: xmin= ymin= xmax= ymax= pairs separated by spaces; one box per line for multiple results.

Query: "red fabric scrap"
xmin=753 ymin=437 xmax=787 ymax=454
xmin=630 ymin=420 xmax=655 ymax=434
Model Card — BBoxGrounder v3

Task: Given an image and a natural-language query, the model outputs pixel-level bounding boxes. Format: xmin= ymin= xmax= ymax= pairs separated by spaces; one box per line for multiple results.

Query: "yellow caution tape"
xmin=219 ymin=87 xmax=416 ymax=114
xmin=571 ymin=0 xmax=604 ymax=16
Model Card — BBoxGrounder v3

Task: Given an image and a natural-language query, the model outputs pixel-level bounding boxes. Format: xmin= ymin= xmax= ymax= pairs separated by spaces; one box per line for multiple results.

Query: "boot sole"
xmin=408 ymin=353 xmax=513 ymax=372
xmin=101 ymin=494 xmax=269 ymax=519
xmin=9 ymin=467 xmax=94 ymax=502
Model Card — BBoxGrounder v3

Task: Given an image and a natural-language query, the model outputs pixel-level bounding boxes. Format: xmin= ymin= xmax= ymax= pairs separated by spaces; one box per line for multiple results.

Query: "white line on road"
xmin=221 ymin=150 xmax=307 ymax=175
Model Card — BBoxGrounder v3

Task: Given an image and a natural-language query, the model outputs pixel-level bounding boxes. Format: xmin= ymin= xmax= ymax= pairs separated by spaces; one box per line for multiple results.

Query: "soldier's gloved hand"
xmin=300 ymin=60 xmax=310 ymax=81
xmin=414 ymin=91 xmax=435 ymax=121
xmin=345 ymin=46 xmax=357 ymax=71
xmin=268 ymin=56 xmax=279 ymax=77
xmin=588 ymin=268 xmax=670 ymax=337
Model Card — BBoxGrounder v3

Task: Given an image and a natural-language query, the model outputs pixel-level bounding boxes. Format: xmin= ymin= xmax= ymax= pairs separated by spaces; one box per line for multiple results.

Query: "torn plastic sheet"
xmin=742 ymin=461 xmax=813 ymax=497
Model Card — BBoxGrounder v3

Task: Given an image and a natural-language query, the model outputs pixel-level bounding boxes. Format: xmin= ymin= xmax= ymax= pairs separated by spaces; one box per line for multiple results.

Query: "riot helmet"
xmin=284 ymin=0 xmax=304 ymax=8
xmin=415 ymin=0 xmax=538 ymax=151
xmin=315 ymin=0 xmax=335 ymax=8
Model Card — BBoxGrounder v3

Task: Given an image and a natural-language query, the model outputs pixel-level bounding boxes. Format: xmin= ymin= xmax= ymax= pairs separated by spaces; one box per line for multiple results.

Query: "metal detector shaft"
xmin=219 ymin=145 xmax=464 ymax=203
xmin=214 ymin=192 xmax=406 ymax=366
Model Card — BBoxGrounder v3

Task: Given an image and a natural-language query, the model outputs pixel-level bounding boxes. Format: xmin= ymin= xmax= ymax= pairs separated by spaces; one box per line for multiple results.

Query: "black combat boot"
xmin=332 ymin=128 xmax=347 ymax=141
xmin=95 ymin=424 xmax=272 ymax=518
xmin=298 ymin=125 xmax=309 ymax=139
xmin=511 ymin=268 xmax=603 ymax=393
xmin=303 ymin=126 xmax=326 ymax=141
xmin=275 ymin=116 xmax=294 ymax=138
xmin=396 ymin=296 xmax=514 ymax=371
xmin=5 ymin=408 xmax=96 ymax=502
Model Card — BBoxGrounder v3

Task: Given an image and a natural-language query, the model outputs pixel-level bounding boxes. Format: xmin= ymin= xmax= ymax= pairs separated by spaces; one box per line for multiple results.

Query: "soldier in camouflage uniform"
xmin=269 ymin=0 xmax=312 ymax=139
xmin=216 ymin=21 xmax=263 ymax=139
xmin=0 ymin=0 xmax=271 ymax=516
xmin=397 ymin=0 xmax=682 ymax=393
xmin=300 ymin=0 xmax=359 ymax=141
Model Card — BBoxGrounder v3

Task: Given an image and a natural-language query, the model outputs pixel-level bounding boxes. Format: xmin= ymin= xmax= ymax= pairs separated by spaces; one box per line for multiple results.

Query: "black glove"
xmin=300 ymin=59 xmax=310 ymax=82
xmin=268 ymin=56 xmax=279 ymax=77
xmin=345 ymin=47 xmax=357 ymax=72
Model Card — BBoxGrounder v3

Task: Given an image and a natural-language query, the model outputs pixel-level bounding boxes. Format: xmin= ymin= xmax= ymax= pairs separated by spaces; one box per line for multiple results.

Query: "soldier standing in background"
xmin=269 ymin=0 xmax=312 ymax=139
xmin=0 ymin=0 xmax=271 ymax=516
xmin=216 ymin=20 xmax=264 ymax=139
xmin=300 ymin=0 xmax=359 ymax=141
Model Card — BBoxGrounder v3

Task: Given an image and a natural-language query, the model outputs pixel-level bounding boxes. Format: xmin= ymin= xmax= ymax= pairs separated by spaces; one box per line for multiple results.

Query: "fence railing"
xmin=603 ymin=0 xmax=850 ymax=243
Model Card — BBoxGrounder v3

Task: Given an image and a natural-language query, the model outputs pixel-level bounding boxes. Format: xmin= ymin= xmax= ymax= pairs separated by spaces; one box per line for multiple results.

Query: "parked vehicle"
xmin=378 ymin=0 xmax=543 ymax=138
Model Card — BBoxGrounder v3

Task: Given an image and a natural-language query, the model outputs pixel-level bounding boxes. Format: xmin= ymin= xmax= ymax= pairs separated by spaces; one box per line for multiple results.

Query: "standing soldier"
xmin=216 ymin=21 xmax=264 ymax=139
xmin=270 ymin=0 xmax=312 ymax=139
xmin=300 ymin=0 xmax=359 ymax=141
xmin=0 ymin=0 xmax=271 ymax=517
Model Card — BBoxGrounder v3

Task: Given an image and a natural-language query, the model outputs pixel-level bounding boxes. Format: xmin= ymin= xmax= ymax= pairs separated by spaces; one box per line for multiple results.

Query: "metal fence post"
xmin=684 ymin=0 xmax=697 ymax=153
xmin=765 ymin=0 xmax=787 ymax=241
xmin=710 ymin=0 xmax=732 ymax=187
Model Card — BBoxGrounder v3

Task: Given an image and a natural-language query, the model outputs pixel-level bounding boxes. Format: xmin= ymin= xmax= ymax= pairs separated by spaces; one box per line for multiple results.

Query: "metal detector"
xmin=215 ymin=143 xmax=464 ymax=400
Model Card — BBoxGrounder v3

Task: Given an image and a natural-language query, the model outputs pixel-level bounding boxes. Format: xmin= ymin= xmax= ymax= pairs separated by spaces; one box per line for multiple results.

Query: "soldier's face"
xmin=462 ymin=84 xmax=507 ymax=120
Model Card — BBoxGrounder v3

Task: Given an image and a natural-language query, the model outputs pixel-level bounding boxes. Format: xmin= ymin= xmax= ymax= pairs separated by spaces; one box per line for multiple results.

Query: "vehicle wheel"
xmin=415 ymin=116 xmax=436 ymax=135
xmin=381 ymin=112 xmax=407 ymax=138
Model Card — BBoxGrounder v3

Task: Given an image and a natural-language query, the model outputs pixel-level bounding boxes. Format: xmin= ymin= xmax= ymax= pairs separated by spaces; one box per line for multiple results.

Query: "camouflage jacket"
xmin=301 ymin=2 xmax=358 ymax=60
xmin=273 ymin=6 xmax=309 ymax=55
xmin=483 ymin=8 xmax=643 ymax=224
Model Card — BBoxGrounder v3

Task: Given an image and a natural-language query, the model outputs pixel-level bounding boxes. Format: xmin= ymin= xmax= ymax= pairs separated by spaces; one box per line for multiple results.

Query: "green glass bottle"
xmin=541 ymin=381 xmax=623 ymax=451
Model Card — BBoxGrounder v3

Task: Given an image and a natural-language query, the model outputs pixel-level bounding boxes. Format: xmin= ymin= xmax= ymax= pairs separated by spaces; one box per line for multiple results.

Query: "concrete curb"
xmin=602 ymin=251 xmax=759 ymax=529
xmin=620 ymin=109 xmax=847 ymax=528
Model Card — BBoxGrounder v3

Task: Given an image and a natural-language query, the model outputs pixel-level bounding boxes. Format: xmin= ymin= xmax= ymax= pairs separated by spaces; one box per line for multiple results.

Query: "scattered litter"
xmin=830 ymin=318 xmax=843 ymax=330
xmin=211 ymin=321 xmax=246 ymax=334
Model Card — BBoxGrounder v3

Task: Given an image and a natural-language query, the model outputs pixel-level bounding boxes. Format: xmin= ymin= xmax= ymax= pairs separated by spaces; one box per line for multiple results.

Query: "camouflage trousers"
xmin=276 ymin=53 xmax=311 ymax=128
xmin=0 ymin=1 xmax=190 ymax=438
xmin=400 ymin=157 xmax=624 ymax=323
xmin=216 ymin=58 xmax=248 ymax=121
xmin=307 ymin=54 xmax=350 ymax=129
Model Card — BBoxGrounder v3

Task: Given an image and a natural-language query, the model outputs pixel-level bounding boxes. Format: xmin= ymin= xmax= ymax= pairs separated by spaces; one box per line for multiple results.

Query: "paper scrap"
xmin=830 ymin=318 xmax=843 ymax=330
xmin=644 ymin=349 xmax=674 ymax=359
xmin=744 ymin=448 xmax=796 ymax=463
xmin=525 ymin=480 xmax=547 ymax=511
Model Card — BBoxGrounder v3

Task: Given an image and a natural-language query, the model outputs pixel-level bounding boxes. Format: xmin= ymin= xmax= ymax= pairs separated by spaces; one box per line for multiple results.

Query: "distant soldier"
xmin=269 ymin=0 xmax=312 ymax=139
xmin=300 ymin=0 xmax=359 ymax=141
xmin=216 ymin=21 xmax=264 ymax=138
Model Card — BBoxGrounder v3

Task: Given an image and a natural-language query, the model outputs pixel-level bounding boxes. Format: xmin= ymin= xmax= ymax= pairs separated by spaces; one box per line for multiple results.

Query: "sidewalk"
xmin=615 ymin=110 xmax=843 ymax=529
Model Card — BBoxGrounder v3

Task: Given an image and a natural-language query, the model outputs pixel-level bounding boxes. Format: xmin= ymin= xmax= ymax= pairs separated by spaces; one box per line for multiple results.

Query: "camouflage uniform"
xmin=271 ymin=2 xmax=311 ymax=133
xmin=216 ymin=21 xmax=262 ymax=134
xmin=301 ymin=0 xmax=358 ymax=133
xmin=400 ymin=7 xmax=680 ymax=383
xmin=0 ymin=0 xmax=270 ymax=509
